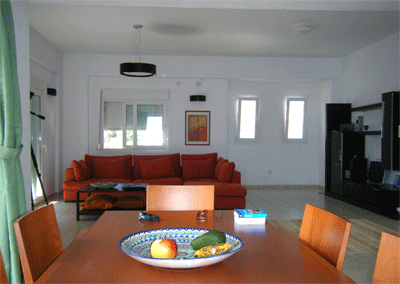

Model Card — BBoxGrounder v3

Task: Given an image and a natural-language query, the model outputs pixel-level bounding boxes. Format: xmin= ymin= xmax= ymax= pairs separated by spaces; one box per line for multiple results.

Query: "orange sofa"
xmin=62 ymin=152 xmax=247 ymax=209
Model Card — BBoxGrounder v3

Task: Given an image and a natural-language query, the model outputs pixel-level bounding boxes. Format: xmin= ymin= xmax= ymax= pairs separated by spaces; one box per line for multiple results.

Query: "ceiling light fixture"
xmin=120 ymin=24 xmax=156 ymax=77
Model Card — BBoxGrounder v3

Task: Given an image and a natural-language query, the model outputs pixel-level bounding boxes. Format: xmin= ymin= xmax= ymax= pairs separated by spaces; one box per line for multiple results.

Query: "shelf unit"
xmin=351 ymin=102 xmax=382 ymax=136
xmin=351 ymin=103 xmax=382 ymax=112
xmin=324 ymin=92 xmax=399 ymax=220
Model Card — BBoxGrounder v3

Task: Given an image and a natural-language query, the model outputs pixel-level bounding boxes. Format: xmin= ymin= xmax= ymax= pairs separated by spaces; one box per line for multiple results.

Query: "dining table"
xmin=36 ymin=210 xmax=355 ymax=283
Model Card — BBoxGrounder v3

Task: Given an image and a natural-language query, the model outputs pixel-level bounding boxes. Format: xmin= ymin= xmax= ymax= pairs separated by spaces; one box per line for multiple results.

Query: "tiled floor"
xmin=43 ymin=188 xmax=399 ymax=284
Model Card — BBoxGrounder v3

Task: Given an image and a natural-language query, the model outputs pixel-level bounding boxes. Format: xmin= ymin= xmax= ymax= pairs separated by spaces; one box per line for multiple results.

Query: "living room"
xmin=3 ymin=1 xmax=399 ymax=283
xmin=11 ymin=1 xmax=400 ymax=215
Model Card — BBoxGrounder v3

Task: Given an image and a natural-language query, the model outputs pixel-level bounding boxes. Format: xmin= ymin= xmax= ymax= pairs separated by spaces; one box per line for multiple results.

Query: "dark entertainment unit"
xmin=325 ymin=91 xmax=399 ymax=219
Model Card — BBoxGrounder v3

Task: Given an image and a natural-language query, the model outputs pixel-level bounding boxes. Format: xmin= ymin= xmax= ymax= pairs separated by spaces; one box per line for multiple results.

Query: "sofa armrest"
xmin=65 ymin=167 xmax=76 ymax=182
xmin=232 ymin=170 xmax=241 ymax=184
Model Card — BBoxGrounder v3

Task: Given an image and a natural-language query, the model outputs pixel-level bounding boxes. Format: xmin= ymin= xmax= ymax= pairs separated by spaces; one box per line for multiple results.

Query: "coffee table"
xmin=76 ymin=183 xmax=147 ymax=221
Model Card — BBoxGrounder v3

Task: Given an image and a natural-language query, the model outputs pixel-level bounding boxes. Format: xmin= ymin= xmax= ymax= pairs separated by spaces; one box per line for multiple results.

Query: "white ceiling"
xmin=29 ymin=0 xmax=399 ymax=58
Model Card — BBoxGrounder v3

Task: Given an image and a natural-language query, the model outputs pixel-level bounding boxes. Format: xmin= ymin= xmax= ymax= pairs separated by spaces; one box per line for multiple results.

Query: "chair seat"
xmin=14 ymin=204 xmax=88 ymax=284
xmin=299 ymin=204 xmax=351 ymax=271
xmin=372 ymin=232 xmax=400 ymax=284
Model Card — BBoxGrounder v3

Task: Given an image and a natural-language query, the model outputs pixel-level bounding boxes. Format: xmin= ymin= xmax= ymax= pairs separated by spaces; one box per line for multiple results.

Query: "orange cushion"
xmin=218 ymin=161 xmax=235 ymax=182
xmin=214 ymin=157 xmax=227 ymax=179
xmin=85 ymin=155 xmax=132 ymax=178
xmin=140 ymin=156 xmax=175 ymax=179
xmin=114 ymin=195 xmax=145 ymax=209
xmin=71 ymin=160 xmax=91 ymax=182
xmin=80 ymin=194 xmax=117 ymax=209
xmin=65 ymin=168 xmax=76 ymax=182
xmin=182 ymin=158 xmax=215 ymax=180
xmin=133 ymin=153 xmax=180 ymax=179
xmin=181 ymin=152 xmax=218 ymax=162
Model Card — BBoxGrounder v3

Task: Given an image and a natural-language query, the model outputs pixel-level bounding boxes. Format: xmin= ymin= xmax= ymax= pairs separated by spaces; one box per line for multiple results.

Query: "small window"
xmin=102 ymin=100 xmax=167 ymax=150
xmin=236 ymin=97 xmax=259 ymax=142
xmin=285 ymin=98 xmax=306 ymax=141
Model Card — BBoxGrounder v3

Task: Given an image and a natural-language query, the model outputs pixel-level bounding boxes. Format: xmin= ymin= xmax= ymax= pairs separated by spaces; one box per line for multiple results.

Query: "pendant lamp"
xmin=120 ymin=24 xmax=156 ymax=77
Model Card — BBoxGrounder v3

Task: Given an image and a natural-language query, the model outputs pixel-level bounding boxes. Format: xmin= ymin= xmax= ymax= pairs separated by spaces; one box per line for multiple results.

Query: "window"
xmin=102 ymin=99 xmax=167 ymax=150
xmin=236 ymin=97 xmax=259 ymax=142
xmin=285 ymin=98 xmax=306 ymax=141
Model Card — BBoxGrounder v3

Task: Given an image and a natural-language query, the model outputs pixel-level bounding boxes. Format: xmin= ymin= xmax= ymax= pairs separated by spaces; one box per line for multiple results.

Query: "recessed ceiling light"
xmin=293 ymin=23 xmax=314 ymax=34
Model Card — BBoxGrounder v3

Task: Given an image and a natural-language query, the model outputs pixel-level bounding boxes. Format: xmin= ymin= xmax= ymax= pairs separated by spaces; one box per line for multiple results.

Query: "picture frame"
xmin=185 ymin=111 xmax=210 ymax=145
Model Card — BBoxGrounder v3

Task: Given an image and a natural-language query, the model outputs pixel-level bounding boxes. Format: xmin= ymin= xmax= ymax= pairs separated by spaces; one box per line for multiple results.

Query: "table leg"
xmin=76 ymin=191 xmax=80 ymax=221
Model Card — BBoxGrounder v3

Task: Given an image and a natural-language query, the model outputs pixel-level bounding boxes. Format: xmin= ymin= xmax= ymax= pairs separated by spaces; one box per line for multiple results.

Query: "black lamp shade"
xmin=120 ymin=62 xmax=156 ymax=77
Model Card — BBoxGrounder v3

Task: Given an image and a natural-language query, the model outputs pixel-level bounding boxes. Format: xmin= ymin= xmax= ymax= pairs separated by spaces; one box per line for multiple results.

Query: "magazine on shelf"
xmin=114 ymin=183 xmax=148 ymax=191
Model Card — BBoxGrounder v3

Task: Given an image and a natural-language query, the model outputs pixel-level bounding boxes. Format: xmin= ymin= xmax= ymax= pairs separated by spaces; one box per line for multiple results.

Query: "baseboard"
xmin=243 ymin=185 xmax=325 ymax=191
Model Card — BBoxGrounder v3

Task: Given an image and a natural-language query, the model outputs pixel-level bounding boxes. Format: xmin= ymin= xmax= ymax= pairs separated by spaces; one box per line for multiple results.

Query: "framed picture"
xmin=185 ymin=111 xmax=210 ymax=145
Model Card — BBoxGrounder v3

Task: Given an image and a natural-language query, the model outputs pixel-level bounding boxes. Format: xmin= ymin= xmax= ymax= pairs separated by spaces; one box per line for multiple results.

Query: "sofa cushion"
xmin=181 ymin=152 xmax=218 ymax=162
xmin=65 ymin=167 xmax=76 ymax=182
xmin=214 ymin=197 xmax=246 ymax=209
xmin=85 ymin=155 xmax=132 ymax=179
xmin=182 ymin=179 xmax=247 ymax=197
xmin=133 ymin=177 xmax=183 ymax=185
xmin=214 ymin=157 xmax=227 ymax=179
xmin=114 ymin=195 xmax=145 ymax=209
xmin=133 ymin=153 xmax=180 ymax=179
xmin=80 ymin=194 xmax=117 ymax=209
xmin=140 ymin=156 xmax=175 ymax=179
xmin=218 ymin=161 xmax=235 ymax=182
xmin=71 ymin=160 xmax=91 ymax=182
xmin=181 ymin=158 xmax=215 ymax=180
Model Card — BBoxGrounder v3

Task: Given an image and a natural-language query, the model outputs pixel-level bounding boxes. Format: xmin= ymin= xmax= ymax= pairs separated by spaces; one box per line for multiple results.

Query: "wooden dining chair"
xmin=299 ymin=204 xmax=351 ymax=271
xmin=14 ymin=204 xmax=87 ymax=284
xmin=0 ymin=249 xmax=8 ymax=284
xmin=372 ymin=232 xmax=399 ymax=284
xmin=146 ymin=185 xmax=214 ymax=211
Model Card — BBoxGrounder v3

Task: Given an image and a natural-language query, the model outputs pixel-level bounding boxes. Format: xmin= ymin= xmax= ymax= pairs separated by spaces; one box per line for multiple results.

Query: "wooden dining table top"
xmin=36 ymin=210 xmax=355 ymax=283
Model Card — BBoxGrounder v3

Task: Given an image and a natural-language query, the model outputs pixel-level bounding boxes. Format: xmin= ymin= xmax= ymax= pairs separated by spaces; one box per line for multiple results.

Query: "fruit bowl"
xmin=118 ymin=228 xmax=243 ymax=269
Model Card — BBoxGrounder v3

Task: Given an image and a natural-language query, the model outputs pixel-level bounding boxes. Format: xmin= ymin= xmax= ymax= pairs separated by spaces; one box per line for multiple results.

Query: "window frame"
xmin=100 ymin=98 xmax=168 ymax=151
xmin=284 ymin=97 xmax=307 ymax=143
xmin=235 ymin=96 xmax=260 ymax=143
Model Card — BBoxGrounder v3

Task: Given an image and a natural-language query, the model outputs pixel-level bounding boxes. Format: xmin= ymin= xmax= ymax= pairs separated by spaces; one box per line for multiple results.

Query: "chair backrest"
xmin=0 ymin=250 xmax=8 ymax=284
xmin=14 ymin=204 xmax=63 ymax=284
xmin=299 ymin=204 xmax=351 ymax=271
xmin=372 ymin=232 xmax=400 ymax=284
xmin=146 ymin=185 xmax=214 ymax=211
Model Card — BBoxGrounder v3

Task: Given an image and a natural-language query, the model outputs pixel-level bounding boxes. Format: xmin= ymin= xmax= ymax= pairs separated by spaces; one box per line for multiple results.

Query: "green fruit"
xmin=191 ymin=230 xmax=226 ymax=250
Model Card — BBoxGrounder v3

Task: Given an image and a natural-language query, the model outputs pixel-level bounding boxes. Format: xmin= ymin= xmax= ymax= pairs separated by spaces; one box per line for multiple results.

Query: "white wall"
xmin=87 ymin=77 xmax=228 ymax=157
xmin=29 ymin=27 xmax=64 ymax=196
xmin=63 ymin=54 xmax=341 ymax=185
xmin=342 ymin=32 xmax=399 ymax=162
xmin=227 ymin=80 xmax=332 ymax=185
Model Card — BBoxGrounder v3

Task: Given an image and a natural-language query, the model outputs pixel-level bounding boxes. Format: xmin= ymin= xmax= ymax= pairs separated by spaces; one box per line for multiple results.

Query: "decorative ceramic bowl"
xmin=119 ymin=228 xmax=243 ymax=269
xmin=90 ymin=182 xmax=118 ymax=189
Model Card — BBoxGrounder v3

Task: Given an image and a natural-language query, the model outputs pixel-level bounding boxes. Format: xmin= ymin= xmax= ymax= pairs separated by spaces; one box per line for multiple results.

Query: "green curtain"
xmin=0 ymin=1 xmax=27 ymax=283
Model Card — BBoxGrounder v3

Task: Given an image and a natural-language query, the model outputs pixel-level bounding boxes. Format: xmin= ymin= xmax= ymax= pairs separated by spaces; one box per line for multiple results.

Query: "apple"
xmin=150 ymin=238 xmax=177 ymax=259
